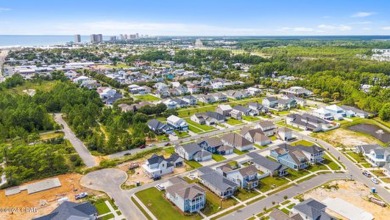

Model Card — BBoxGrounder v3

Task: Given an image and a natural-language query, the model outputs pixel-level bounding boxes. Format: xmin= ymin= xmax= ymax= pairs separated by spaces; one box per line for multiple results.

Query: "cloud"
xmin=382 ymin=27 xmax=390 ymax=30
xmin=351 ymin=12 xmax=375 ymax=18
xmin=0 ymin=7 xmax=11 ymax=12
xmin=279 ymin=27 xmax=314 ymax=32
xmin=318 ymin=24 xmax=352 ymax=31
xmin=350 ymin=21 xmax=372 ymax=25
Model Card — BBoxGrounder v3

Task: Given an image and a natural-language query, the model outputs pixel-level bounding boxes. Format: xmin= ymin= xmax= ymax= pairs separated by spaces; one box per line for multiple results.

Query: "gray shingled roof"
xmin=249 ymin=153 xmax=284 ymax=173
xmin=179 ymin=143 xmax=203 ymax=155
xmin=33 ymin=201 xmax=96 ymax=220
xmin=200 ymin=172 xmax=238 ymax=192
xmin=222 ymin=133 xmax=252 ymax=147
xmin=293 ymin=199 xmax=333 ymax=220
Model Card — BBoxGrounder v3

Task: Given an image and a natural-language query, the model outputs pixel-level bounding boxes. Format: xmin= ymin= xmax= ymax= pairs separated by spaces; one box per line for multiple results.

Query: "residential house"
xmin=175 ymin=143 xmax=212 ymax=162
xmin=142 ymin=154 xmax=183 ymax=178
xmin=198 ymin=95 xmax=216 ymax=104
xmin=80 ymin=79 xmax=99 ymax=89
xmin=187 ymin=83 xmax=200 ymax=94
xmin=213 ymin=93 xmax=228 ymax=102
xmin=182 ymin=95 xmax=197 ymax=105
xmin=216 ymin=104 xmax=233 ymax=117
xmin=240 ymin=127 xmax=271 ymax=146
xmin=313 ymin=108 xmax=335 ymax=120
xmin=296 ymin=145 xmax=325 ymax=164
xmin=292 ymin=199 xmax=335 ymax=220
xmin=286 ymin=113 xmax=333 ymax=132
xmin=270 ymin=144 xmax=309 ymax=170
xmin=147 ymin=119 xmax=173 ymax=134
xmin=262 ymin=97 xmax=278 ymax=108
xmin=165 ymin=177 xmax=206 ymax=213
xmin=198 ymin=167 xmax=238 ymax=198
xmin=277 ymin=127 xmax=293 ymax=141
xmin=247 ymin=87 xmax=262 ymax=96
xmin=163 ymin=99 xmax=179 ymax=109
xmin=355 ymin=144 xmax=390 ymax=167
xmin=233 ymin=105 xmax=258 ymax=116
xmin=248 ymin=102 xmax=268 ymax=114
xmin=167 ymin=115 xmax=189 ymax=131
xmin=191 ymin=111 xmax=225 ymax=125
xmin=277 ymin=98 xmax=297 ymax=110
xmin=281 ymin=94 xmax=307 ymax=107
xmin=216 ymin=164 xmax=259 ymax=190
xmin=255 ymin=120 xmax=276 ymax=136
xmin=225 ymin=90 xmax=245 ymax=100
xmin=33 ymin=201 xmax=97 ymax=220
xmin=247 ymin=152 xmax=288 ymax=177
xmin=200 ymin=137 xmax=233 ymax=155
xmin=340 ymin=105 xmax=370 ymax=118
xmin=230 ymin=109 xmax=243 ymax=120
xmin=172 ymin=98 xmax=189 ymax=108
xmin=325 ymin=105 xmax=346 ymax=119
xmin=221 ymin=133 xmax=253 ymax=151
xmin=281 ymin=86 xmax=313 ymax=97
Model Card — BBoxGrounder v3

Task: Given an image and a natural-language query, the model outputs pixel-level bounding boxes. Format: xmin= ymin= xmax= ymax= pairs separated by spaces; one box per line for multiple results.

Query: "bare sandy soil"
xmin=305 ymin=180 xmax=390 ymax=220
xmin=314 ymin=128 xmax=382 ymax=148
xmin=0 ymin=173 xmax=102 ymax=220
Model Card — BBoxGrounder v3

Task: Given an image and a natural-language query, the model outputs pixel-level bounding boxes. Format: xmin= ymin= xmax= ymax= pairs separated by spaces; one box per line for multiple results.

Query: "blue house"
xmin=270 ymin=144 xmax=309 ymax=170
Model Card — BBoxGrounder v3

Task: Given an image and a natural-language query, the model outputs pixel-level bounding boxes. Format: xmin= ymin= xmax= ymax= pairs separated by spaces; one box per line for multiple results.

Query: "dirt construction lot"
xmin=305 ymin=180 xmax=390 ymax=220
xmin=313 ymin=128 xmax=382 ymax=148
xmin=0 ymin=173 xmax=100 ymax=220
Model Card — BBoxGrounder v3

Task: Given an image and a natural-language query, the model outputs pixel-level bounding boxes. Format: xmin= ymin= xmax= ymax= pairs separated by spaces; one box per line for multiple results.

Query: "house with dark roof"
xmin=233 ymin=105 xmax=258 ymax=116
xmin=33 ymin=201 xmax=97 ymax=220
xmin=182 ymin=95 xmax=197 ymax=105
xmin=147 ymin=119 xmax=174 ymax=134
xmin=296 ymin=145 xmax=325 ymax=164
xmin=142 ymin=153 xmax=183 ymax=178
xmin=199 ymin=137 xmax=234 ymax=155
xmin=241 ymin=127 xmax=271 ymax=146
xmin=277 ymin=98 xmax=297 ymax=110
xmin=165 ymin=177 xmax=206 ymax=213
xmin=216 ymin=104 xmax=233 ymax=116
xmin=215 ymin=163 xmax=259 ymax=190
xmin=248 ymin=102 xmax=268 ymax=114
xmin=221 ymin=133 xmax=253 ymax=151
xmin=175 ymin=143 xmax=212 ymax=162
xmin=355 ymin=144 xmax=390 ymax=167
xmin=262 ymin=97 xmax=278 ymax=108
xmin=292 ymin=198 xmax=335 ymax=220
xmin=198 ymin=169 xmax=238 ymax=198
xmin=191 ymin=112 xmax=226 ymax=125
xmin=340 ymin=105 xmax=371 ymax=118
xmin=247 ymin=152 xmax=288 ymax=177
xmin=286 ymin=113 xmax=332 ymax=132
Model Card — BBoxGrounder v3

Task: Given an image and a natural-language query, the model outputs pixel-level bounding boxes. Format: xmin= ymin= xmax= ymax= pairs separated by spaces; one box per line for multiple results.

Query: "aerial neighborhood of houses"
xmin=2 ymin=41 xmax=389 ymax=220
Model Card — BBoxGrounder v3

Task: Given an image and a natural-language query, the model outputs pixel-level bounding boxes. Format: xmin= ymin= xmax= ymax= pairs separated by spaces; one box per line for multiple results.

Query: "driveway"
xmin=219 ymin=173 xmax=347 ymax=220
xmin=81 ymin=168 xmax=147 ymax=220
xmin=54 ymin=113 xmax=97 ymax=167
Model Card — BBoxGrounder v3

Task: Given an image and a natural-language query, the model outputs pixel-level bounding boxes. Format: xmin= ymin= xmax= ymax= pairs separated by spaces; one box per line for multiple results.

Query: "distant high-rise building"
xmin=74 ymin=34 xmax=81 ymax=43
xmin=136 ymin=33 xmax=139 ymax=39
xmin=110 ymin=36 xmax=117 ymax=42
xmin=90 ymin=34 xmax=103 ymax=43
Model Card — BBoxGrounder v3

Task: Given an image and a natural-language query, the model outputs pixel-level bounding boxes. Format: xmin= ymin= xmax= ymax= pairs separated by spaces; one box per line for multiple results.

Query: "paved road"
xmin=108 ymin=116 xmax=283 ymax=159
xmin=54 ymin=113 xmax=97 ymax=167
xmin=293 ymin=131 xmax=390 ymax=204
xmin=220 ymin=173 xmax=347 ymax=220
xmin=81 ymin=168 xmax=147 ymax=220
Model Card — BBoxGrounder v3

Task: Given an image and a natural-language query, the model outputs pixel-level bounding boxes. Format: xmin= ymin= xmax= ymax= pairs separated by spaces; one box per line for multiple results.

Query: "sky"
xmin=0 ymin=0 xmax=390 ymax=36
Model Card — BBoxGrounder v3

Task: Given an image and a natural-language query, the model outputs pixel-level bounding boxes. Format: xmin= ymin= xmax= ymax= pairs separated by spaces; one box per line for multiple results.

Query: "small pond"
xmin=348 ymin=123 xmax=390 ymax=143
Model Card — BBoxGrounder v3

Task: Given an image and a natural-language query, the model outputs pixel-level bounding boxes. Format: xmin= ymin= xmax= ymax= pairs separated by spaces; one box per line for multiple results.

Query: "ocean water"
xmin=0 ymin=35 xmax=104 ymax=47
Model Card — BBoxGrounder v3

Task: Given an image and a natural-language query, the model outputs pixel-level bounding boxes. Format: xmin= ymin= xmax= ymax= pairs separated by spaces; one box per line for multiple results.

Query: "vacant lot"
xmin=0 ymin=173 xmax=100 ymax=220
xmin=134 ymin=94 xmax=161 ymax=101
xmin=305 ymin=180 xmax=390 ymax=220
xmin=313 ymin=128 xmax=382 ymax=148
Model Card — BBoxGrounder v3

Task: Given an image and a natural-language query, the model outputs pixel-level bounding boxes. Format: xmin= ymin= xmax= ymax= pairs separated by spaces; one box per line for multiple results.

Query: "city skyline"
xmin=0 ymin=0 xmax=390 ymax=36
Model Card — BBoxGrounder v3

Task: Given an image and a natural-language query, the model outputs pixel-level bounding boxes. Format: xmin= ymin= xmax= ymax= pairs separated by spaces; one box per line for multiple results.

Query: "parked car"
xmin=75 ymin=192 xmax=88 ymax=200
xmin=139 ymin=145 xmax=146 ymax=149
xmin=363 ymin=170 xmax=371 ymax=177
xmin=164 ymin=142 xmax=171 ymax=146
xmin=124 ymin=152 xmax=132 ymax=156
xmin=153 ymin=176 xmax=161 ymax=181
xmin=371 ymin=177 xmax=379 ymax=184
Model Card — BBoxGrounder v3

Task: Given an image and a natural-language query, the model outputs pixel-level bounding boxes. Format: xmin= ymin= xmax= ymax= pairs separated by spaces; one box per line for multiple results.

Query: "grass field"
xmin=188 ymin=125 xmax=203 ymax=134
xmin=233 ymin=148 xmax=246 ymax=155
xmin=260 ymin=176 xmax=289 ymax=192
xmin=7 ymin=80 xmax=59 ymax=96
xmin=291 ymin=140 xmax=315 ymax=147
xmin=226 ymin=118 xmax=244 ymax=125
xmin=235 ymin=188 xmax=259 ymax=201
xmin=134 ymin=94 xmax=161 ymax=101
xmin=136 ymin=188 xmax=202 ymax=220
xmin=174 ymin=131 xmax=190 ymax=138
xmin=323 ymin=154 xmax=341 ymax=170
xmin=185 ymin=160 xmax=203 ymax=169
xmin=39 ymin=131 xmax=64 ymax=140
xmin=212 ymin=154 xmax=226 ymax=162
xmin=202 ymin=189 xmax=237 ymax=216
xmin=243 ymin=116 xmax=260 ymax=122
xmin=276 ymin=121 xmax=303 ymax=131
xmin=287 ymin=169 xmax=310 ymax=181
xmin=185 ymin=119 xmax=216 ymax=131
xmin=95 ymin=202 xmax=110 ymax=215
xmin=346 ymin=152 xmax=367 ymax=163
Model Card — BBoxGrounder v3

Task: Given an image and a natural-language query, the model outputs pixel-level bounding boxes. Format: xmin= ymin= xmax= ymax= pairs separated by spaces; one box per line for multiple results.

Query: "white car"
xmin=371 ymin=177 xmax=379 ymax=184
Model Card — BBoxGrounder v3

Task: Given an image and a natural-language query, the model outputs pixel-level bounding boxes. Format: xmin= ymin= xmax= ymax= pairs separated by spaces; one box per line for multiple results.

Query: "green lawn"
xmin=287 ymin=169 xmax=310 ymax=181
xmin=156 ymin=134 xmax=169 ymax=141
xmin=243 ymin=116 xmax=260 ymax=122
xmin=323 ymin=154 xmax=341 ymax=170
xmin=233 ymin=148 xmax=246 ymax=155
xmin=178 ymin=105 xmax=218 ymax=118
xmin=185 ymin=160 xmax=203 ymax=169
xmin=235 ymin=188 xmax=260 ymax=201
xmin=131 ymin=197 xmax=153 ymax=220
xmin=346 ymin=152 xmax=366 ymax=163
xmin=7 ymin=80 xmax=59 ymax=96
xmin=260 ymin=177 xmax=289 ymax=192
xmin=185 ymin=119 xmax=216 ymax=131
xmin=287 ymin=203 xmax=296 ymax=209
xmin=101 ymin=214 xmax=115 ymax=220
xmin=202 ymin=189 xmax=237 ymax=216
xmin=136 ymin=188 xmax=202 ymax=220
xmin=39 ymin=131 xmax=64 ymax=140
xmin=164 ymin=147 xmax=175 ymax=154
xmin=95 ymin=202 xmax=110 ymax=215
xmin=254 ymin=143 xmax=266 ymax=149
xmin=275 ymin=121 xmax=303 ymax=131
xmin=291 ymin=140 xmax=315 ymax=147
xmin=188 ymin=125 xmax=203 ymax=134
xmin=306 ymin=163 xmax=329 ymax=172
xmin=212 ymin=154 xmax=226 ymax=162
xmin=134 ymin=94 xmax=161 ymax=101
xmin=174 ymin=131 xmax=190 ymax=138
xmin=226 ymin=118 xmax=244 ymax=125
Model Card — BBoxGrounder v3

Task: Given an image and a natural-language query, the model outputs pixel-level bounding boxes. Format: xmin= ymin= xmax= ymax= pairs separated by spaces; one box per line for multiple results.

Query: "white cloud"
xmin=279 ymin=27 xmax=314 ymax=32
xmin=382 ymin=27 xmax=390 ymax=30
xmin=351 ymin=12 xmax=375 ymax=18
xmin=0 ymin=7 xmax=10 ymax=12
xmin=318 ymin=24 xmax=352 ymax=31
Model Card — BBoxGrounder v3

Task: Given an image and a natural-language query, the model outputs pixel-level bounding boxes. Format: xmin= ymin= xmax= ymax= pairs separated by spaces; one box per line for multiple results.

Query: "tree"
xmin=379 ymin=103 xmax=390 ymax=121
xmin=321 ymin=91 xmax=330 ymax=99
xmin=332 ymin=92 xmax=340 ymax=101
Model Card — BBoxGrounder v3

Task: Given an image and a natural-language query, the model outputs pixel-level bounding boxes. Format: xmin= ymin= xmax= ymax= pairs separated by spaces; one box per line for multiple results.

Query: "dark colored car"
xmin=139 ymin=145 xmax=146 ymax=149
xmin=153 ymin=176 xmax=161 ymax=181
